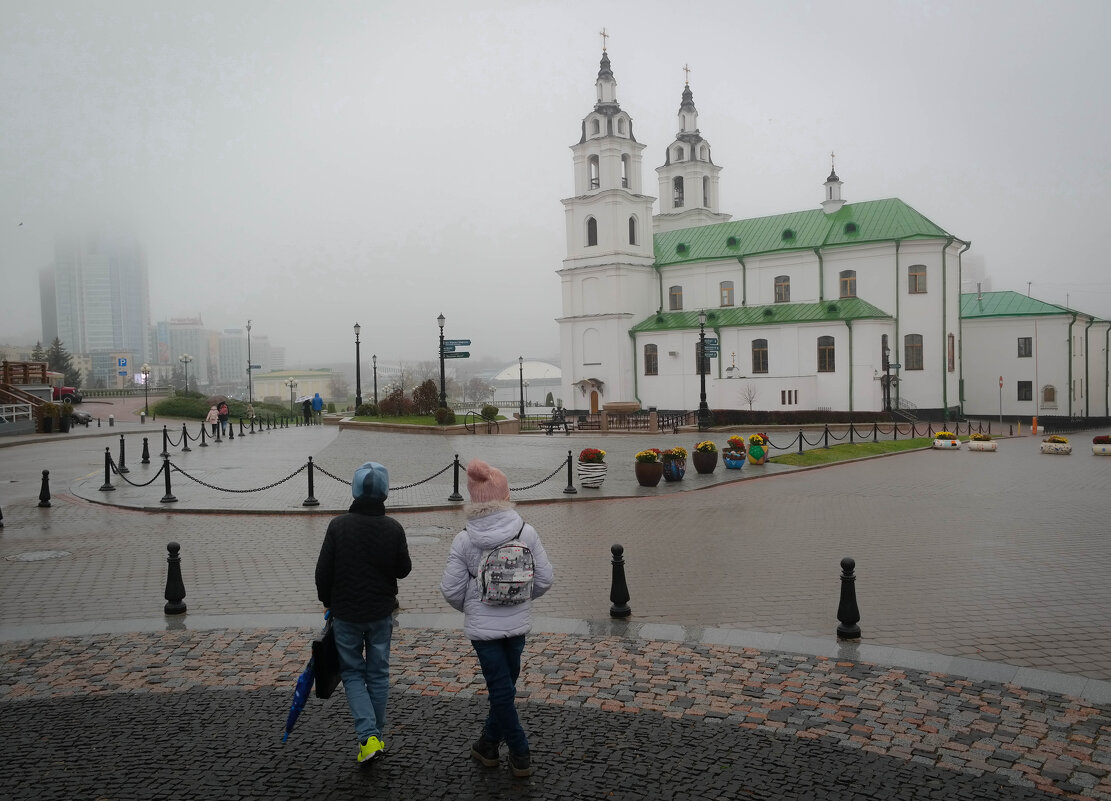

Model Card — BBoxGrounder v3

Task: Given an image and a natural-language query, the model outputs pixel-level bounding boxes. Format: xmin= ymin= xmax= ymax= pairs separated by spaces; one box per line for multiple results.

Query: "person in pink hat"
xmin=440 ymin=458 xmax=554 ymax=777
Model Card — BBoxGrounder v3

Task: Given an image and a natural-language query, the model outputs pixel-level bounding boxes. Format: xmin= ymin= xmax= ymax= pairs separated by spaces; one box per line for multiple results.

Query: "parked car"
xmin=52 ymin=386 xmax=82 ymax=403
xmin=70 ymin=409 xmax=92 ymax=426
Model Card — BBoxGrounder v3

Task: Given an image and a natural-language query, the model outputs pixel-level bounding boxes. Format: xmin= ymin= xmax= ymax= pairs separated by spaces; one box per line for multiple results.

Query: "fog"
xmin=2 ymin=0 xmax=1109 ymax=366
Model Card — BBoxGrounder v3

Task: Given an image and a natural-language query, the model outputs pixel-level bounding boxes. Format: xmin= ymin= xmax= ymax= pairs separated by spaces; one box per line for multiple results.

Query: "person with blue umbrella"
xmin=315 ymin=462 xmax=411 ymax=763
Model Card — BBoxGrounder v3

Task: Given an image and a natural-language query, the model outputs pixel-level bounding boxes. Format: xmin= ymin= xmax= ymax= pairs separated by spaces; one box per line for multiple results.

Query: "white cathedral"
xmin=556 ymin=49 xmax=1111 ymax=421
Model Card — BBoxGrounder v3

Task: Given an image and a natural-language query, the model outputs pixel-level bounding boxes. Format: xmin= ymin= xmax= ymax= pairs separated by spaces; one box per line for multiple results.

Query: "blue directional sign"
xmin=441 ymin=344 xmax=456 ymax=352
xmin=443 ymin=339 xmax=471 ymax=347
xmin=703 ymin=338 xmax=718 ymax=346
xmin=704 ymin=350 xmax=719 ymax=357
xmin=443 ymin=351 xmax=470 ymax=359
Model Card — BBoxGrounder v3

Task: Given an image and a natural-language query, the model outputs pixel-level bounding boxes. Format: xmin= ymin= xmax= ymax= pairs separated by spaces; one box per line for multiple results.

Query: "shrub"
xmin=435 ymin=407 xmax=457 ymax=425
xmin=481 ymin=404 xmax=499 ymax=421
xmin=355 ymin=403 xmax=379 ymax=417
xmin=326 ymin=402 xmax=335 ymax=413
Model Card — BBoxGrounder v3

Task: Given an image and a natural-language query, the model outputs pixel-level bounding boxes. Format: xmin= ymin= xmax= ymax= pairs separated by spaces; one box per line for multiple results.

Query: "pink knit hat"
xmin=466 ymin=458 xmax=509 ymax=503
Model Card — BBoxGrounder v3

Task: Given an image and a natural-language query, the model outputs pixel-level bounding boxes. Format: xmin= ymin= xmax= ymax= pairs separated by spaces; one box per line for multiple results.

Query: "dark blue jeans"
xmin=472 ymin=635 xmax=528 ymax=754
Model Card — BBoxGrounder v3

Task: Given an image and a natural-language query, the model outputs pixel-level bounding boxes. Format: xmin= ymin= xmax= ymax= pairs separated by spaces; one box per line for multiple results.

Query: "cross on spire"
xmin=600 ymin=27 xmax=608 ymax=52
xmin=830 ymin=151 xmax=836 ymax=171
xmin=683 ymin=63 xmax=691 ymax=85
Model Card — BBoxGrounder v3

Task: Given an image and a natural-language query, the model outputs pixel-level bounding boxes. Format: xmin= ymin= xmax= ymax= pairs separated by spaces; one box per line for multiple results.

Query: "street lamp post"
xmin=246 ymin=320 xmax=253 ymax=404
xmin=518 ymin=356 xmax=525 ymax=417
xmin=179 ymin=354 xmax=193 ymax=393
xmin=286 ymin=378 xmax=298 ymax=417
xmin=141 ymin=363 xmax=151 ymax=417
xmin=354 ymin=323 xmax=363 ymax=409
xmin=372 ymin=354 xmax=378 ymax=405
xmin=524 ymin=381 xmax=529 ymax=408
xmin=697 ymin=309 xmax=709 ymax=430
xmin=437 ymin=314 xmax=447 ymax=409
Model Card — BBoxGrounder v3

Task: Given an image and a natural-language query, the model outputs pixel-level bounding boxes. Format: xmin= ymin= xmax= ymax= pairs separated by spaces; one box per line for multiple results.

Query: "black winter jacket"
xmin=315 ymin=498 xmax=412 ymax=622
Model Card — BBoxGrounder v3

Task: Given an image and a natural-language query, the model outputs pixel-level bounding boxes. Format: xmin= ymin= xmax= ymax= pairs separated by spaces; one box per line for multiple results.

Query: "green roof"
xmin=960 ymin=291 xmax=1077 ymax=319
xmin=630 ymin=297 xmax=892 ymax=333
xmin=653 ymin=198 xmax=958 ymax=267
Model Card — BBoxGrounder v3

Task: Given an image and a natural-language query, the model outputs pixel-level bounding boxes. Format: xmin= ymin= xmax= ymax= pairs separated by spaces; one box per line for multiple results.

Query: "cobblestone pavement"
xmin=2 ymin=420 xmax=1111 ymax=799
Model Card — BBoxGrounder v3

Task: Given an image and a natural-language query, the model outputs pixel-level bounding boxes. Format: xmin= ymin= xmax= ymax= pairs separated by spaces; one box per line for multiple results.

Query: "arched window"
xmin=617 ymin=117 xmax=626 ymax=135
xmin=775 ymin=275 xmax=790 ymax=303
xmin=644 ymin=344 xmax=658 ymax=376
xmin=817 ymin=336 xmax=835 ymax=372
xmin=702 ymin=176 xmax=709 ymax=207
xmin=839 ymin=269 xmax=856 ymax=298
xmin=752 ymin=339 xmax=768 ymax=373
xmin=1042 ymin=385 xmax=1058 ymax=409
xmin=669 ymin=285 xmax=683 ymax=311
xmin=699 ymin=144 xmax=708 ymax=160
xmin=719 ymin=281 xmax=734 ymax=307
xmin=621 ymin=154 xmax=629 ymax=188
xmin=673 ymin=177 xmax=685 ymax=208
xmin=586 ymin=217 xmax=598 ymax=247
xmin=904 ymin=334 xmax=923 ymax=370
xmin=628 ymin=216 xmax=637 ymax=245
xmin=908 ymin=264 xmax=927 ymax=294
xmin=583 ymin=328 xmax=601 ymax=365
xmin=588 ymin=155 xmax=600 ymax=190
xmin=590 ymin=119 xmax=601 ymax=136
xmin=674 ymin=146 xmax=685 ymax=162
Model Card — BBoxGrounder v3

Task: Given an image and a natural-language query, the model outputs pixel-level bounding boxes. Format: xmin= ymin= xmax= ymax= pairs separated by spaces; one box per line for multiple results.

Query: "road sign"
xmin=118 ymin=370 xmax=128 ymax=376
xmin=889 ymin=363 xmax=902 ymax=370
xmin=703 ymin=338 xmax=718 ymax=346
xmin=999 ymin=375 xmax=1004 ymax=388
xmin=118 ymin=358 xmax=127 ymax=367
xmin=441 ymin=344 xmax=456 ymax=352
xmin=249 ymin=364 xmax=261 ymax=370
xmin=444 ymin=339 xmax=471 ymax=346
xmin=443 ymin=351 xmax=470 ymax=359
xmin=704 ymin=351 xmax=719 ymax=357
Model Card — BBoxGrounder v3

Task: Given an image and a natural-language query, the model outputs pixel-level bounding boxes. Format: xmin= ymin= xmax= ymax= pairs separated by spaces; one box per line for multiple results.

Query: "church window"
xmin=774 ymin=275 xmax=790 ymax=303
xmin=669 ymin=285 xmax=683 ymax=311
xmin=617 ymin=117 xmax=626 ymax=135
xmin=673 ymin=177 xmax=685 ymax=208
xmin=702 ymin=176 xmax=709 ymax=207
xmin=644 ymin=344 xmax=658 ymax=376
xmin=700 ymin=144 xmax=708 ymax=160
xmin=908 ymin=264 xmax=927 ymax=294
xmin=674 ymin=146 xmax=685 ymax=162
xmin=752 ymin=339 xmax=768 ymax=374
xmin=586 ymin=217 xmax=598 ymax=247
xmin=1042 ymin=385 xmax=1057 ymax=408
xmin=621 ymin=154 xmax=629 ymax=188
xmin=720 ymin=281 xmax=734 ymax=307
xmin=628 ymin=216 xmax=638 ymax=245
xmin=1017 ymin=336 xmax=1032 ymax=357
xmin=1018 ymin=381 xmax=1032 ymax=401
xmin=588 ymin=156 xmax=600 ymax=190
xmin=817 ymin=336 xmax=835 ymax=372
xmin=591 ymin=119 xmax=601 ymax=136
xmin=904 ymin=334 xmax=923 ymax=370
xmin=839 ymin=270 xmax=856 ymax=299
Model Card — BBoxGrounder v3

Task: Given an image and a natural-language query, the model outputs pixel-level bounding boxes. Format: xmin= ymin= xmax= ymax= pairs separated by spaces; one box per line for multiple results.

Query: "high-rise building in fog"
xmin=38 ymin=233 xmax=152 ymax=363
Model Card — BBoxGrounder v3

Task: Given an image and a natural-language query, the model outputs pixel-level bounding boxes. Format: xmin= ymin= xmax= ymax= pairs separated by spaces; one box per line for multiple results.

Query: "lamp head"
xmin=437 ymin=313 xmax=445 ymax=329
xmin=353 ymin=322 xmax=361 ymax=337
xmin=698 ymin=309 xmax=707 ymax=326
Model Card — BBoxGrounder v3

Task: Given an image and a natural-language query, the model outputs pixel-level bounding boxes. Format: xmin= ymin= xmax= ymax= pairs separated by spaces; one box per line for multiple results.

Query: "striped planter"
xmin=966 ymin=441 xmax=997 ymax=452
xmin=577 ymin=461 xmax=607 ymax=488
xmin=933 ymin=439 xmax=961 ymax=449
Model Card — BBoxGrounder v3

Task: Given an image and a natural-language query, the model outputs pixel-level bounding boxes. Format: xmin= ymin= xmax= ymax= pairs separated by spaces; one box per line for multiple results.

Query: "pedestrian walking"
xmin=217 ymin=401 xmax=229 ymax=435
xmin=315 ymin=462 xmax=411 ymax=764
xmin=440 ymin=459 xmax=554 ymax=777
xmin=205 ymin=405 xmax=219 ymax=436
xmin=312 ymin=392 xmax=323 ymax=424
xmin=302 ymin=398 xmax=312 ymax=425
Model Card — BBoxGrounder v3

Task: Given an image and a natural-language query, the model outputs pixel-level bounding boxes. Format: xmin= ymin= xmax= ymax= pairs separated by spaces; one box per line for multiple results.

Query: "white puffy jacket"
xmin=440 ymin=501 xmax=554 ymax=641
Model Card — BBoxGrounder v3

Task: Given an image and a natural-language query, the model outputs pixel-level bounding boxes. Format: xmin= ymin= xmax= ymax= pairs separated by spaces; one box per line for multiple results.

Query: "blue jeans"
xmin=472 ymin=635 xmax=528 ymax=754
xmin=333 ymin=616 xmax=393 ymax=743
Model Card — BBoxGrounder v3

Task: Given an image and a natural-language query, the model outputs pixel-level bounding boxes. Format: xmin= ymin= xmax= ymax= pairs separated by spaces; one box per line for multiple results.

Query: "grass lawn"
xmin=348 ymin=414 xmax=509 ymax=425
xmin=771 ymin=438 xmax=938 ymax=467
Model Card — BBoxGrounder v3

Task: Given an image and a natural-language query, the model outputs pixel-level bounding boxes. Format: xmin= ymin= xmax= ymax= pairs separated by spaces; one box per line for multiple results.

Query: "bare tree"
xmin=740 ymin=384 xmax=759 ymax=411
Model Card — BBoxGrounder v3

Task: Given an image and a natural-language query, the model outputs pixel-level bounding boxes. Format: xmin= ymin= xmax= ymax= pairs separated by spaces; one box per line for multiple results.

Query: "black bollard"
xmin=250 ymin=417 xmax=255 ymax=434
xmin=141 ymin=437 xmax=150 ymax=465
xmin=849 ymin=423 xmax=854 ymax=444
xmin=798 ymin=428 xmax=804 ymax=455
xmin=161 ymin=425 xmax=169 ymax=457
xmin=199 ymin=426 xmax=207 ymax=447
xmin=563 ymin=450 xmax=577 ymax=494
xmin=118 ymin=434 xmax=129 ymax=474
xmin=239 ymin=418 xmax=245 ymax=436
xmin=164 ymin=542 xmax=187 ymax=615
xmin=836 ymin=557 xmax=862 ymax=639
xmin=228 ymin=422 xmax=234 ymax=440
xmin=609 ymin=544 xmax=631 ymax=618
xmin=38 ymin=469 xmax=52 ymax=507
xmin=873 ymin=421 xmax=878 ymax=443
xmin=303 ymin=456 xmax=320 ymax=507
xmin=160 ymin=455 xmax=177 ymax=503
xmin=97 ymin=417 xmax=101 ymax=428
xmin=181 ymin=423 xmax=191 ymax=452
xmin=0 ymin=503 xmax=4 ymax=528
xmin=824 ymin=424 xmax=830 ymax=449
xmin=214 ymin=422 xmax=221 ymax=443
xmin=99 ymin=448 xmax=115 ymax=492
xmin=449 ymin=454 xmax=463 ymax=502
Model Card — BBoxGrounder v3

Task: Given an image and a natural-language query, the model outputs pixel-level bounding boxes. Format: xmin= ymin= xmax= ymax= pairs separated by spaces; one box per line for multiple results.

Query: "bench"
xmin=541 ymin=413 xmax=572 ymax=435
xmin=576 ymin=415 xmax=601 ymax=431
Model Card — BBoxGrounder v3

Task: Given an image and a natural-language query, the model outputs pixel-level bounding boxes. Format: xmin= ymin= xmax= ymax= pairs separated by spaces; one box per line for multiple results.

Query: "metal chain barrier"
xmin=109 ymin=456 xmax=167 ymax=488
xmin=168 ymin=460 xmax=307 ymax=493
xmin=315 ymin=461 xmax=457 ymax=492
xmin=509 ymin=455 xmax=571 ymax=492
xmin=826 ymin=427 xmax=850 ymax=442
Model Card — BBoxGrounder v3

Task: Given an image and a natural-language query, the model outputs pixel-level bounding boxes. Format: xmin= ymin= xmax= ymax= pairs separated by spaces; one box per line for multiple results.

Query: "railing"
xmin=606 ymin=411 xmax=651 ymax=432
xmin=892 ymin=396 xmax=919 ymax=422
xmin=0 ymin=403 xmax=33 ymax=424
xmin=463 ymin=411 xmax=499 ymax=434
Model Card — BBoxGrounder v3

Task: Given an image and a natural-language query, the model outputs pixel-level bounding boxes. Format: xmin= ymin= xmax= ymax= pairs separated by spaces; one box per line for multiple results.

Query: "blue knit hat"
xmin=352 ymin=462 xmax=389 ymax=501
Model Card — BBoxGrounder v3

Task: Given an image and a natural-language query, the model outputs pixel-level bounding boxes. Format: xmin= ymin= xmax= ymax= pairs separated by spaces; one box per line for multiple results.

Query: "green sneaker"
xmin=356 ymin=735 xmax=385 ymax=763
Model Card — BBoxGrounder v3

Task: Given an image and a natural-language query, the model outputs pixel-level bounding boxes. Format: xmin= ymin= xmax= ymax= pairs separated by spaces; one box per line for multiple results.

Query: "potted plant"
xmin=634 ymin=448 xmax=663 ymax=487
xmin=59 ymin=400 xmax=73 ymax=433
xmin=41 ymin=401 xmax=59 ymax=433
xmin=692 ymin=440 xmax=718 ymax=474
xmin=577 ymin=447 xmax=607 ymax=488
xmin=1093 ymin=435 xmax=1111 ymax=456
xmin=1040 ymin=434 xmax=1071 ymax=455
xmin=723 ymin=435 xmax=746 ymax=469
xmin=967 ymin=432 xmax=996 ymax=452
xmin=662 ymin=446 xmax=688 ymax=482
xmin=747 ymin=433 xmax=769 ymax=465
xmin=932 ymin=431 xmax=961 ymax=449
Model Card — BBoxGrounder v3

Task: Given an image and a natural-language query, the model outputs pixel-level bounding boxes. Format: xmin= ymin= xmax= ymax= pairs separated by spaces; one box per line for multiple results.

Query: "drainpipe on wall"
xmin=657 ymin=267 xmax=664 ymax=313
xmin=894 ymin=241 xmax=902 ymax=412
xmin=629 ymin=329 xmax=641 ymax=407
xmin=1085 ymin=318 xmax=1094 ymax=417
xmin=957 ymin=241 xmax=971 ymax=417
xmin=1106 ymin=323 xmax=1110 ymax=417
xmin=737 ymin=257 xmax=747 ymax=306
xmin=714 ymin=325 xmax=723 ymax=380
xmin=814 ymin=248 xmax=824 ymax=303
xmin=846 ymin=319 xmax=854 ymax=413
xmin=940 ymin=237 xmax=954 ymax=421
xmin=1068 ymin=313 xmax=1077 ymax=416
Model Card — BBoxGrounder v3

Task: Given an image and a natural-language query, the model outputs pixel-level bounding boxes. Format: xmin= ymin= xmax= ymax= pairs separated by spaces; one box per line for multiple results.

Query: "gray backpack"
xmin=473 ymin=524 xmax=533 ymax=605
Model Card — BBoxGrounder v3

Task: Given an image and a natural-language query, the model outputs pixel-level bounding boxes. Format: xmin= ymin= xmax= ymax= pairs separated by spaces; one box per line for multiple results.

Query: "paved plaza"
xmin=1 ymin=407 xmax=1110 ymax=799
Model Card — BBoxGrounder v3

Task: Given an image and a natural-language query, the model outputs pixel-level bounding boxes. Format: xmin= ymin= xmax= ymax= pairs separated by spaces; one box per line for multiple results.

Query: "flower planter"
xmin=692 ymin=451 xmax=718 ymax=474
xmin=966 ymin=441 xmax=996 ymax=452
xmin=1092 ymin=444 xmax=1111 ymax=456
xmin=634 ymin=461 xmax=663 ymax=487
xmin=747 ymin=444 xmax=767 ymax=465
xmin=577 ymin=460 xmax=607 ymax=488
xmin=722 ymin=450 xmax=746 ymax=470
xmin=932 ymin=439 xmax=961 ymax=449
xmin=1040 ymin=442 xmax=1072 ymax=455
xmin=662 ymin=459 xmax=686 ymax=482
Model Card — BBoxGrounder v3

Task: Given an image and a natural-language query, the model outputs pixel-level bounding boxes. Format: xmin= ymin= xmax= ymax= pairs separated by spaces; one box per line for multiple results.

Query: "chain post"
xmin=449 ymin=454 xmax=463 ymax=502
xmin=164 ymin=542 xmax=187 ymax=615
xmin=161 ymin=425 xmax=169 ymax=457
xmin=563 ymin=450 xmax=578 ymax=494
xmin=99 ymin=448 xmax=115 ymax=492
xmin=141 ymin=437 xmax=150 ymax=465
xmin=836 ymin=557 xmax=862 ymax=639
xmin=303 ymin=456 xmax=320 ymax=506
xmin=118 ymin=434 xmax=129 ymax=473
xmin=38 ymin=469 xmax=52 ymax=507
xmin=609 ymin=544 xmax=631 ymax=618
xmin=160 ymin=456 xmax=177 ymax=503
xmin=181 ymin=423 xmax=191 ymax=452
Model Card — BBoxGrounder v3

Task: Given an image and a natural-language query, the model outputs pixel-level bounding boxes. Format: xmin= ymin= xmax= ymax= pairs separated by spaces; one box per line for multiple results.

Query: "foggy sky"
xmin=2 ymin=0 xmax=1109 ymax=367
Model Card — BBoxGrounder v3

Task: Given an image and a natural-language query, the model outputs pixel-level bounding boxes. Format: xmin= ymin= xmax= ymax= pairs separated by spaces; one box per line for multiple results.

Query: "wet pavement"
xmin=2 ymin=410 xmax=1110 ymax=799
